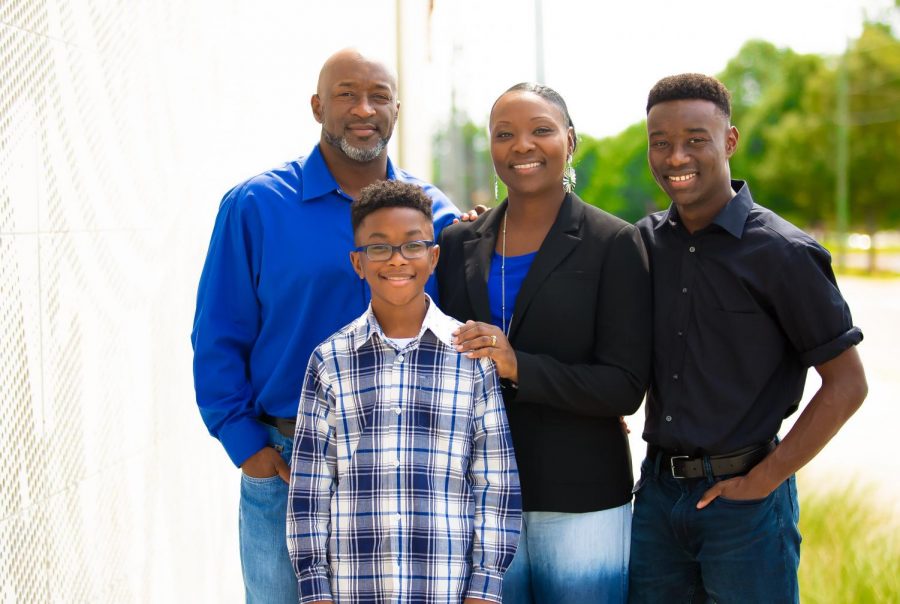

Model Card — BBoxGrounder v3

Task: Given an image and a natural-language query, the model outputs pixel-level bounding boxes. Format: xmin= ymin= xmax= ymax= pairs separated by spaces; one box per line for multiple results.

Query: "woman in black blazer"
xmin=438 ymin=83 xmax=652 ymax=603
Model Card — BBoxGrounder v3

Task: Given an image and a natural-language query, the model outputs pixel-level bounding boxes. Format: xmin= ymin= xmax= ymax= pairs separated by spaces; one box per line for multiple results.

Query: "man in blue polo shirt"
xmin=191 ymin=49 xmax=460 ymax=603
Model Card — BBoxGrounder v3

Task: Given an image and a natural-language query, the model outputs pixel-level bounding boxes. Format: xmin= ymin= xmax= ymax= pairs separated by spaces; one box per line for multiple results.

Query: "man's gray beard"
xmin=322 ymin=129 xmax=388 ymax=163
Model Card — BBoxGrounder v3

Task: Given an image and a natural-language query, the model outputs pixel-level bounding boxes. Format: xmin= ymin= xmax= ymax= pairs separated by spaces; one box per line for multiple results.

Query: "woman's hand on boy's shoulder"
xmin=451 ymin=320 xmax=518 ymax=383
xmin=452 ymin=205 xmax=490 ymax=225
xmin=463 ymin=599 xmax=495 ymax=604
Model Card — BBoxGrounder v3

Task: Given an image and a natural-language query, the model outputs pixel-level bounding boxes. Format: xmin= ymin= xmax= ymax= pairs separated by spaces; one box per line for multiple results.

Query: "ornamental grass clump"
xmin=798 ymin=479 xmax=899 ymax=603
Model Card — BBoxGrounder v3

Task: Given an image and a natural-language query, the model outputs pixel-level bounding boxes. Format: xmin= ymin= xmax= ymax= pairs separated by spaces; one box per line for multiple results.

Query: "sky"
xmin=427 ymin=0 xmax=898 ymax=139
xmin=188 ymin=0 xmax=898 ymax=181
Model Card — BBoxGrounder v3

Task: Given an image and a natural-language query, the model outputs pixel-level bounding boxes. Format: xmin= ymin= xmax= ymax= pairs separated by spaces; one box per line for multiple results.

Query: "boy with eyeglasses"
xmin=286 ymin=180 xmax=521 ymax=604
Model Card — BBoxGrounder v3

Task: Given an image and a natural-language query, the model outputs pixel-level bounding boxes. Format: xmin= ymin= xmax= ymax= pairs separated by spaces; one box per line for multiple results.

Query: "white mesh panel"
xmin=1 ymin=1 xmax=401 ymax=601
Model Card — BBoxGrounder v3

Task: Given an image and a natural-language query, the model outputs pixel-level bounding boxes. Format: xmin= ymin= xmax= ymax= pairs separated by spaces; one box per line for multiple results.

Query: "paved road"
xmin=626 ymin=275 xmax=900 ymax=516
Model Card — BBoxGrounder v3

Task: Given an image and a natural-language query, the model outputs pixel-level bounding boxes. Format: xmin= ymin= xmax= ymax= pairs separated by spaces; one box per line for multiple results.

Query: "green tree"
xmin=842 ymin=22 xmax=900 ymax=270
xmin=573 ymin=124 xmax=665 ymax=223
xmin=717 ymin=25 xmax=900 ymax=274
xmin=717 ymin=41 xmax=834 ymax=226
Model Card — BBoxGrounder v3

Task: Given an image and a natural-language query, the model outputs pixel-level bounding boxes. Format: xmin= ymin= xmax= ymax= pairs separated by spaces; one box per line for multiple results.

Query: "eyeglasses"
xmin=354 ymin=240 xmax=435 ymax=262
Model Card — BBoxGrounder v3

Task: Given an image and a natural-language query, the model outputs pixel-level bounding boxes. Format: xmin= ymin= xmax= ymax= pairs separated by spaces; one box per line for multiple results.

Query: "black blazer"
xmin=437 ymin=194 xmax=652 ymax=512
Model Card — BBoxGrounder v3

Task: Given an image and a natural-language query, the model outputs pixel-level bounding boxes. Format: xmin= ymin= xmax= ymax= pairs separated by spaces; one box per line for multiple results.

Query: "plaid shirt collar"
xmin=350 ymin=294 xmax=457 ymax=351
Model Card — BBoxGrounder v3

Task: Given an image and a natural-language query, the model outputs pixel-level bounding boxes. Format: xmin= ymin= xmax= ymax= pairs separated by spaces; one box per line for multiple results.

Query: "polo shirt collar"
xmin=300 ymin=144 xmax=400 ymax=202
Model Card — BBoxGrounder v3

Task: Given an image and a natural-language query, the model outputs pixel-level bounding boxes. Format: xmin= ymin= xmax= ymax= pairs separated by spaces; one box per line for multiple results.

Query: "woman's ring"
xmin=490 ymin=335 xmax=497 ymax=347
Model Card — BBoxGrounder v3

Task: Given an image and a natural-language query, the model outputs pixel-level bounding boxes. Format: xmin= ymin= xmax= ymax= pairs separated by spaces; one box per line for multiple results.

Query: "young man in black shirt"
xmin=629 ymin=73 xmax=868 ymax=603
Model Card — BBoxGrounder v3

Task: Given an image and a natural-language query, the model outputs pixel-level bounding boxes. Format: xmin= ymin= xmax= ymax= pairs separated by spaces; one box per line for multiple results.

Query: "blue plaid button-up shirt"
xmin=288 ymin=298 xmax=521 ymax=604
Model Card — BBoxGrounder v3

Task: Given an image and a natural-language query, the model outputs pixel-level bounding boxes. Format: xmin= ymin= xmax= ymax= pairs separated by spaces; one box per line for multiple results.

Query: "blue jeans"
xmin=629 ymin=455 xmax=801 ymax=604
xmin=503 ymin=505 xmax=631 ymax=604
xmin=239 ymin=425 xmax=297 ymax=604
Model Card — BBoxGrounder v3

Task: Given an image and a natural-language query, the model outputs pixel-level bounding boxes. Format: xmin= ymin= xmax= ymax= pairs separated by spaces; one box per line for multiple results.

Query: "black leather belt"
xmin=649 ymin=439 xmax=776 ymax=479
xmin=259 ymin=413 xmax=296 ymax=439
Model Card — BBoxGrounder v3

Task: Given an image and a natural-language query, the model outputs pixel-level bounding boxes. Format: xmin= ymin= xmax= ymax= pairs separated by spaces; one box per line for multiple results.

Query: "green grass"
xmin=798 ymin=480 xmax=900 ymax=603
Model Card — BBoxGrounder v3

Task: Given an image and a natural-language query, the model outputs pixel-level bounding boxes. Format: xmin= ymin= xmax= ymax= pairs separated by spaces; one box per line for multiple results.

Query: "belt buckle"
xmin=669 ymin=455 xmax=690 ymax=479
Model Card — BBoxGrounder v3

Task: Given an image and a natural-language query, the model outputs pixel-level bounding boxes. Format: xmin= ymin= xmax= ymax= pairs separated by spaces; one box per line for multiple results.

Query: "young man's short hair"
xmin=351 ymin=180 xmax=434 ymax=233
xmin=646 ymin=73 xmax=732 ymax=119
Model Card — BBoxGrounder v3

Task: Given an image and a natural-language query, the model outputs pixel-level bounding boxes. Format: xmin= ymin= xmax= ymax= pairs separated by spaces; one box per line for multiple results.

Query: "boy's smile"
xmin=350 ymin=206 xmax=439 ymax=336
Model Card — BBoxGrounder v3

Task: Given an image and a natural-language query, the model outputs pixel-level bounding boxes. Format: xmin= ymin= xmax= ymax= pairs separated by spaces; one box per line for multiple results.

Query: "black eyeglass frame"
xmin=353 ymin=240 xmax=436 ymax=261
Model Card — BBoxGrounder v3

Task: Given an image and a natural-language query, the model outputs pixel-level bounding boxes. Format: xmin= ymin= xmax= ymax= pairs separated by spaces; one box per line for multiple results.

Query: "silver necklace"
xmin=501 ymin=211 xmax=511 ymax=335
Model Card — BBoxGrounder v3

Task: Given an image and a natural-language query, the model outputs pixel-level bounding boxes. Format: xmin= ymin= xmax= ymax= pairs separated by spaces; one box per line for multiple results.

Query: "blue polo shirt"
xmin=191 ymin=145 xmax=460 ymax=466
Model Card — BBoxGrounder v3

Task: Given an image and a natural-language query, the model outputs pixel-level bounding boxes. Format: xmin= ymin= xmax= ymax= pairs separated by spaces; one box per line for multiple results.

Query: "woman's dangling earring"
xmin=563 ymin=156 xmax=576 ymax=194
xmin=494 ymin=172 xmax=500 ymax=201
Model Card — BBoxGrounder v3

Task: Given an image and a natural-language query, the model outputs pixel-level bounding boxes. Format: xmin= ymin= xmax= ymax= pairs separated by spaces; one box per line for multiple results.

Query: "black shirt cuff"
xmin=799 ymin=326 xmax=863 ymax=367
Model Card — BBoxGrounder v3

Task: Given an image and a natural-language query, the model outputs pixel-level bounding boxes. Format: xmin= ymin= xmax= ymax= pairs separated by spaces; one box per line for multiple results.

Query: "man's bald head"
xmin=317 ymin=49 xmax=397 ymax=98
xmin=312 ymin=49 xmax=400 ymax=164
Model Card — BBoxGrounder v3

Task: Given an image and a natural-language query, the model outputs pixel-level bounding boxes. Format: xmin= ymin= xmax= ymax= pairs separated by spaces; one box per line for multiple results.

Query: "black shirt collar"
xmin=658 ymin=180 xmax=753 ymax=239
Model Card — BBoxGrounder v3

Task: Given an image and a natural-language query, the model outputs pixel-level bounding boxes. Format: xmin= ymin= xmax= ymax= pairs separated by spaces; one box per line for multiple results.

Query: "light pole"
xmin=835 ymin=39 xmax=849 ymax=271
xmin=535 ymin=0 xmax=545 ymax=83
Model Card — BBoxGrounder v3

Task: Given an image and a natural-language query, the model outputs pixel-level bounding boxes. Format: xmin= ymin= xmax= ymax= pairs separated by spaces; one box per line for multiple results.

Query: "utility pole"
xmin=395 ymin=0 xmax=406 ymax=168
xmin=535 ymin=0 xmax=545 ymax=83
xmin=835 ymin=40 xmax=849 ymax=271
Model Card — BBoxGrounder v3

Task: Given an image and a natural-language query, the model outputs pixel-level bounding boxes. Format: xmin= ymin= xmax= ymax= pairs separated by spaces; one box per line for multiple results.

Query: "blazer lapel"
xmin=508 ymin=194 xmax=584 ymax=339
xmin=462 ymin=201 xmax=507 ymax=323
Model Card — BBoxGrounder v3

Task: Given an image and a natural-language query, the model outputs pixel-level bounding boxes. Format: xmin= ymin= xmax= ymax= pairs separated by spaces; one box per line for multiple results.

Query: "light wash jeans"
xmin=239 ymin=424 xmax=297 ymax=604
xmin=502 ymin=504 xmax=632 ymax=604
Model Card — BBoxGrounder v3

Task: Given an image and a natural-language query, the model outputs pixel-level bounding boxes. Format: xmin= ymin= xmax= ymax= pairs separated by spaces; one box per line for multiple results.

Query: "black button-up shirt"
xmin=636 ymin=181 xmax=863 ymax=455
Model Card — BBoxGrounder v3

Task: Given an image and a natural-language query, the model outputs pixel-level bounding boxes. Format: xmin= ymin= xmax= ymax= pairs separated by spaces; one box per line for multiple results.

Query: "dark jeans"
xmin=628 ymin=455 xmax=801 ymax=604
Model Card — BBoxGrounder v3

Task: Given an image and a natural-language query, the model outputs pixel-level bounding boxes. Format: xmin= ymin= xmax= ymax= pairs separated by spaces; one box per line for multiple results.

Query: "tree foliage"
xmin=718 ymin=41 xmax=833 ymax=226
xmin=718 ymin=25 xmax=900 ymax=234
xmin=572 ymin=123 xmax=663 ymax=223
xmin=843 ymin=22 xmax=900 ymax=234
